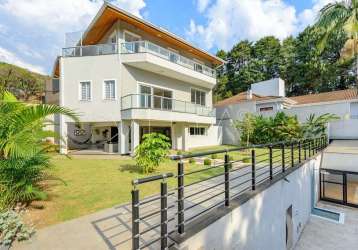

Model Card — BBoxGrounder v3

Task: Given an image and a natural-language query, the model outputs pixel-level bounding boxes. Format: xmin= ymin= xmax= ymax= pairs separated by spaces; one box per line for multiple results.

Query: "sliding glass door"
xmin=320 ymin=169 xmax=358 ymax=207
xmin=139 ymin=84 xmax=172 ymax=110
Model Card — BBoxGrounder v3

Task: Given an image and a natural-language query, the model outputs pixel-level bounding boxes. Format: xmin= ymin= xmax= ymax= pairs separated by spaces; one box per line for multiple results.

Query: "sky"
xmin=0 ymin=0 xmax=336 ymax=75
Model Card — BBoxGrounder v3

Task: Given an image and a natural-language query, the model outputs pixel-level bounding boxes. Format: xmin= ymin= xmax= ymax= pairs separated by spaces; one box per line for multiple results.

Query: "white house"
xmin=216 ymin=78 xmax=358 ymax=145
xmin=50 ymin=2 xmax=224 ymax=154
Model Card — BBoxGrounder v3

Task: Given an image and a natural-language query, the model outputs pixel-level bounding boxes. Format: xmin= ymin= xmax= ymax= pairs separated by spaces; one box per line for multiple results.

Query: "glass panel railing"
xmin=62 ymin=44 xmax=118 ymax=57
xmin=121 ymin=94 xmax=215 ymax=117
xmin=120 ymin=41 xmax=216 ymax=78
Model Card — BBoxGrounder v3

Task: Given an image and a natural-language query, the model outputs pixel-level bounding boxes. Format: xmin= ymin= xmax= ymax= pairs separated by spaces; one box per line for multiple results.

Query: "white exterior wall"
xmin=251 ymin=78 xmax=285 ymax=97
xmin=186 ymin=125 xmax=222 ymax=150
xmin=216 ymin=101 xmax=256 ymax=145
xmin=178 ymin=155 xmax=321 ymax=250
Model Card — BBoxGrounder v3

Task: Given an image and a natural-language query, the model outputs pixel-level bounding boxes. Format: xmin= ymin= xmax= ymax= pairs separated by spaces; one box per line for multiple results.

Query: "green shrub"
xmin=135 ymin=133 xmax=171 ymax=173
xmin=0 ymin=210 xmax=34 ymax=246
xmin=211 ymin=154 xmax=218 ymax=159
xmin=176 ymin=150 xmax=183 ymax=156
xmin=203 ymin=158 xmax=211 ymax=166
xmin=229 ymin=155 xmax=234 ymax=161
xmin=242 ymin=157 xmax=251 ymax=163
xmin=189 ymin=158 xmax=196 ymax=164
xmin=0 ymin=151 xmax=52 ymax=210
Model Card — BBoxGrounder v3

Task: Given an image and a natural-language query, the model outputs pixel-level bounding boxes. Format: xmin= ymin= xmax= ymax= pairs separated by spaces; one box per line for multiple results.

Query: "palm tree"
xmin=0 ymin=90 xmax=79 ymax=209
xmin=316 ymin=0 xmax=358 ymax=86
xmin=0 ymin=91 xmax=78 ymax=159
xmin=302 ymin=113 xmax=340 ymax=138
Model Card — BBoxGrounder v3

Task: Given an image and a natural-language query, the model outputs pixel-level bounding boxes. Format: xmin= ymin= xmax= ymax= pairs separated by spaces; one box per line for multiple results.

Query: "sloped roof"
xmin=215 ymin=88 xmax=358 ymax=108
xmin=214 ymin=91 xmax=281 ymax=107
xmin=290 ymin=88 xmax=358 ymax=104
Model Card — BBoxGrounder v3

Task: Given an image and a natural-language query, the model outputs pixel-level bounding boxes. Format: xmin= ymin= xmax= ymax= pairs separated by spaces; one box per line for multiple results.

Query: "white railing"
xmin=120 ymin=41 xmax=216 ymax=78
xmin=62 ymin=43 xmax=118 ymax=57
xmin=121 ymin=94 xmax=216 ymax=117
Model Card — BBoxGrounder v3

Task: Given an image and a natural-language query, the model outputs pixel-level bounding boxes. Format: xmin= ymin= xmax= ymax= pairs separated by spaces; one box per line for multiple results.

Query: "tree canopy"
xmin=214 ymin=25 xmax=355 ymax=102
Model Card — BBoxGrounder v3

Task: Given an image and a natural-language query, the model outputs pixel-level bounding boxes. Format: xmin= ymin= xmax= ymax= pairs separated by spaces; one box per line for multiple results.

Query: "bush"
xmin=134 ymin=133 xmax=171 ymax=173
xmin=203 ymin=158 xmax=211 ymax=166
xmin=229 ymin=155 xmax=234 ymax=161
xmin=176 ymin=150 xmax=183 ymax=156
xmin=0 ymin=151 xmax=51 ymax=210
xmin=242 ymin=157 xmax=251 ymax=163
xmin=211 ymin=154 xmax=218 ymax=159
xmin=0 ymin=210 xmax=34 ymax=247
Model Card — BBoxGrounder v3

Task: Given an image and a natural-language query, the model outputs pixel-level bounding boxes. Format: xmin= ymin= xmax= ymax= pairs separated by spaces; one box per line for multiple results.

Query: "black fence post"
xmin=298 ymin=141 xmax=302 ymax=163
xmin=269 ymin=145 xmax=273 ymax=180
xmin=177 ymin=161 xmax=184 ymax=234
xmin=304 ymin=140 xmax=307 ymax=160
xmin=308 ymin=139 xmax=312 ymax=158
xmin=224 ymin=152 xmax=230 ymax=206
xmin=251 ymin=149 xmax=256 ymax=191
xmin=132 ymin=189 xmax=140 ymax=250
xmin=291 ymin=142 xmax=294 ymax=168
xmin=160 ymin=181 xmax=168 ymax=250
xmin=281 ymin=143 xmax=285 ymax=173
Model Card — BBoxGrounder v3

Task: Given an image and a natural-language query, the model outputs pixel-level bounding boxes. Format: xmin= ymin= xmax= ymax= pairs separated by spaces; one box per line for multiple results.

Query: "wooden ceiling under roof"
xmin=82 ymin=4 xmax=224 ymax=65
xmin=53 ymin=3 xmax=224 ymax=77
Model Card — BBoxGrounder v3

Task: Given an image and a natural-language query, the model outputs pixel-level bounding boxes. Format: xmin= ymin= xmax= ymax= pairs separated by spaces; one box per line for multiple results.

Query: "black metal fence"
xmin=131 ymin=136 xmax=327 ymax=250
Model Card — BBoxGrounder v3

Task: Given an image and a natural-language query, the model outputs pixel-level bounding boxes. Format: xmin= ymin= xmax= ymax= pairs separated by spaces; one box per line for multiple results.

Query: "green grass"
xmin=30 ymin=154 xmax=222 ymax=227
xmin=30 ymin=145 xmax=303 ymax=227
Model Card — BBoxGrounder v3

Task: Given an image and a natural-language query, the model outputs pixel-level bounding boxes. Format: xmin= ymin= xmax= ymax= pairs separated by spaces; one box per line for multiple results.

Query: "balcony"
xmin=120 ymin=41 xmax=216 ymax=88
xmin=121 ymin=94 xmax=216 ymax=123
xmin=62 ymin=43 xmax=118 ymax=57
xmin=62 ymin=41 xmax=217 ymax=88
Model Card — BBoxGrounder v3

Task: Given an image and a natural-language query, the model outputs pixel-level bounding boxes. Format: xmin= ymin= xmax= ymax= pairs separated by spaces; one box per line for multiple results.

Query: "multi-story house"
xmin=51 ymin=2 xmax=224 ymax=154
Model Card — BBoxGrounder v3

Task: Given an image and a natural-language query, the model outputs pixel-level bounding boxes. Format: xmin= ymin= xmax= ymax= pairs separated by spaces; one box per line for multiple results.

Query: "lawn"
xmin=26 ymin=144 xmax=300 ymax=228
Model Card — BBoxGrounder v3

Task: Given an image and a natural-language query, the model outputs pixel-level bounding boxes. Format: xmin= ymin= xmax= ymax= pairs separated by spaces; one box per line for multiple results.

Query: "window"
xmin=189 ymin=127 xmax=206 ymax=136
xmin=259 ymin=106 xmax=273 ymax=112
xmin=79 ymin=81 xmax=91 ymax=101
xmin=103 ymin=80 xmax=116 ymax=100
xmin=139 ymin=84 xmax=173 ymax=110
xmin=191 ymin=89 xmax=206 ymax=106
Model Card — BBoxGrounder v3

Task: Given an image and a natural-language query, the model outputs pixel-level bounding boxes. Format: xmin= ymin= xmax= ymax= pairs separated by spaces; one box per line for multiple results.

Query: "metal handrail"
xmin=121 ymin=93 xmax=216 ymax=117
xmin=120 ymin=40 xmax=216 ymax=78
xmin=62 ymin=43 xmax=118 ymax=57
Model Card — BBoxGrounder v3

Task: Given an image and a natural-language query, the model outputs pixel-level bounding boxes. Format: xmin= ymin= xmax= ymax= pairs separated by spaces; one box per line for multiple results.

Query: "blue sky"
xmin=0 ymin=0 xmax=334 ymax=75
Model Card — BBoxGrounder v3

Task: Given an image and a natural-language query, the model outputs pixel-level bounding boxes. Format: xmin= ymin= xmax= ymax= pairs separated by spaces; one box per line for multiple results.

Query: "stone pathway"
xmin=13 ymin=161 xmax=276 ymax=250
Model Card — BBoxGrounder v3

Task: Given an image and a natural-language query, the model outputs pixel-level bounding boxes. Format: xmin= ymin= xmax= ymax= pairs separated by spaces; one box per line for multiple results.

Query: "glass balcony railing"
xmin=62 ymin=43 xmax=118 ymax=57
xmin=121 ymin=94 xmax=216 ymax=117
xmin=120 ymin=41 xmax=216 ymax=78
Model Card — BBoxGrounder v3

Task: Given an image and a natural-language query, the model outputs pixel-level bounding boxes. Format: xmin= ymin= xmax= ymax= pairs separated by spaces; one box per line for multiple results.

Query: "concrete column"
xmin=59 ymin=115 xmax=68 ymax=154
xmin=182 ymin=126 xmax=189 ymax=151
xmin=131 ymin=120 xmax=140 ymax=155
xmin=118 ymin=121 xmax=130 ymax=154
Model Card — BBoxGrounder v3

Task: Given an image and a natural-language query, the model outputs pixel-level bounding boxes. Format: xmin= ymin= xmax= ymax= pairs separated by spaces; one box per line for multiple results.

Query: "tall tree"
xmin=316 ymin=0 xmax=358 ymax=86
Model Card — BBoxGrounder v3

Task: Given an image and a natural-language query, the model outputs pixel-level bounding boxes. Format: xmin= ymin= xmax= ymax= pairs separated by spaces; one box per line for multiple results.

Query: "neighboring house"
xmin=216 ymin=78 xmax=358 ymax=145
xmin=49 ymin=2 xmax=224 ymax=154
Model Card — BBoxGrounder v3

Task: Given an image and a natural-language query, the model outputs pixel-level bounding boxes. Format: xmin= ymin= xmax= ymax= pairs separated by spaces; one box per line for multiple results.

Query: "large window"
xmin=189 ymin=127 xmax=206 ymax=136
xmin=79 ymin=81 xmax=91 ymax=101
xmin=139 ymin=84 xmax=173 ymax=110
xmin=103 ymin=80 xmax=116 ymax=100
xmin=191 ymin=89 xmax=206 ymax=106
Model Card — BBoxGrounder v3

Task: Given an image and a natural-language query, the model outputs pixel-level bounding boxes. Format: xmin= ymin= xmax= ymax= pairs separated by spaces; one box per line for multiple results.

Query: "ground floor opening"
xmin=61 ymin=120 xmax=222 ymax=155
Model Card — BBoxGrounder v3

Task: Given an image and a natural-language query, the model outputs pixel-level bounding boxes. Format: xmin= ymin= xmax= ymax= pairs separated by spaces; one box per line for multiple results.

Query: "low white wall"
xmin=187 ymin=125 xmax=222 ymax=149
xmin=322 ymin=152 xmax=358 ymax=172
xmin=178 ymin=156 xmax=321 ymax=250
xmin=329 ymin=119 xmax=358 ymax=139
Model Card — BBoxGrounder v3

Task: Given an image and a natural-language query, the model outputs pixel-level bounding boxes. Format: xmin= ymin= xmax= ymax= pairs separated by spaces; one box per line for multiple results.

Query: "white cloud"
xmin=0 ymin=0 xmax=146 ymax=74
xmin=0 ymin=46 xmax=45 ymax=74
xmin=0 ymin=0 xmax=146 ymax=32
xmin=186 ymin=0 xmax=336 ymax=51
xmin=197 ymin=0 xmax=211 ymax=13
xmin=187 ymin=0 xmax=298 ymax=50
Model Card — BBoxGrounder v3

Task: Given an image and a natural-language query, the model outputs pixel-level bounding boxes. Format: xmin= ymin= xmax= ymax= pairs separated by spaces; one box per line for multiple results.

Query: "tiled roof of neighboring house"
xmin=214 ymin=91 xmax=281 ymax=107
xmin=215 ymin=88 xmax=358 ymax=108
xmin=290 ymin=88 xmax=358 ymax=105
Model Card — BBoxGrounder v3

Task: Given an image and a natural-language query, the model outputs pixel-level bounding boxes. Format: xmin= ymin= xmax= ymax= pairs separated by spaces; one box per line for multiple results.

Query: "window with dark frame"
xmin=189 ymin=127 xmax=206 ymax=136
xmin=191 ymin=89 xmax=206 ymax=106
xmin=259 ymin=106 xmax=273 ymax=112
